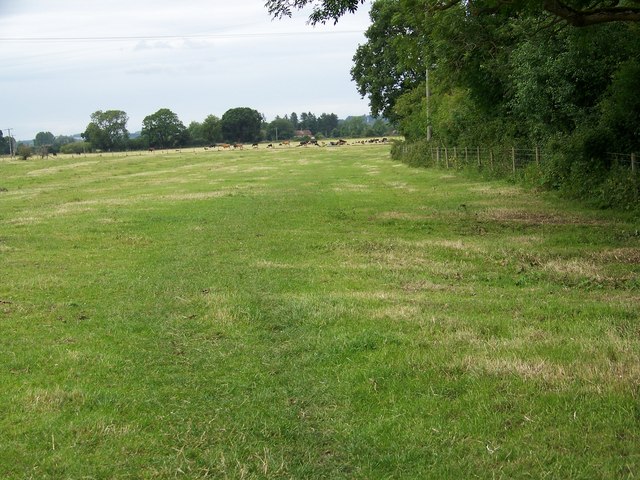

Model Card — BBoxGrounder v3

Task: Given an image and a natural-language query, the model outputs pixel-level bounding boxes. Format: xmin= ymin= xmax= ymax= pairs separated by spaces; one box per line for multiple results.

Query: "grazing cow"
xmin=252 ymin=143 xmax=259 ymax=149
xmin=279 ymin=140 xmax=291 ymax=147
xmin=267 ymin=143 xmax=274 ymax=148
xmin=233 ymin=143 xmax=243 ymax=150
xmin=337 ymin=139 xmax=347 ymax=146
xmin=219 ymin=144 xmax=231 ymax=150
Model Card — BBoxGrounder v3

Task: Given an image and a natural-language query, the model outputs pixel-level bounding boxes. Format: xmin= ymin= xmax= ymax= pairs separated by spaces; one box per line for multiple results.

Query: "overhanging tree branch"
xmin=542 ymin=1 xmax=640 ymax=26
xmin=265 ymin=0 xmax=366 ymax=24
xmin=265 ymin=0 xmax=640 ymax=26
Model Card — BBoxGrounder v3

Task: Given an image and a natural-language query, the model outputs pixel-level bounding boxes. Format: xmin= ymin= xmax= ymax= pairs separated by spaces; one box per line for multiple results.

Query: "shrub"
xmin=17 ymin=144 xmax=32 ymax=160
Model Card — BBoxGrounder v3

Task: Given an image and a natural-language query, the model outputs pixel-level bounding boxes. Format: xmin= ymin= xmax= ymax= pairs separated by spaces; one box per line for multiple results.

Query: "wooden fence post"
xmin=445 ymin=147 xmax=449 ymax=169
xmin=490 ymin=150 xmax=494 ymax=169
xmin=477 ymin=146 xmax=481 ymax=168
xmin=512 ymin=147 xmax=516 ymax=175
xmin=436 ymin=147 xmax=440 ymax=167
xmin=465 ymin=147 xmax=468 ymax=165
xmin=632 ymin=153 xmax=638 ymax=203
xmin=535 ymin=146 xmax=540 ymax=166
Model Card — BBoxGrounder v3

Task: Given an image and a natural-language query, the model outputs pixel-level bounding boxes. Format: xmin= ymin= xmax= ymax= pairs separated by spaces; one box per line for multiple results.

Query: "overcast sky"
xmin=0 ymin=0 xmax=373 ymax=140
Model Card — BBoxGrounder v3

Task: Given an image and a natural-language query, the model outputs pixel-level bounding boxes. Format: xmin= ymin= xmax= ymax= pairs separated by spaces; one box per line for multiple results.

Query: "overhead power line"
xmin=0 ymin=30 xmax=364 ymax=44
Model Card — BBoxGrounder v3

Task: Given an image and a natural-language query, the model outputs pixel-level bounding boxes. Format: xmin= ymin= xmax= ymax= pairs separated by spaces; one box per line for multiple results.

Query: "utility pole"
xmin=5 ymin=128 xmax=14 ymax=157
xmin=426 ymin=69 xmax=432 ymax=141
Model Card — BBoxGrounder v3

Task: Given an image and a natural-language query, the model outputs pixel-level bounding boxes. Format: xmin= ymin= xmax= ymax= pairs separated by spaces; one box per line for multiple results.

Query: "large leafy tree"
xmin=142 ymin=108 xmax=188 ymax=148
xmin=2 ymin=134 xmax=16 ymax=156
xmin=34 ymin=131 xmax=55 ymax=147
xmin=351 ymin=0 xmax=426 ymax=122
xmin=299 ymin=112 xmax=318 ymax=133
xmin=187 ymin=121 xmax=205 ymax=146
xmin=508 ymin=23 xmax=640 ymax=143
xmin=289 ymin=112 xmax=299 ymax=129
xmin=220 ymin=107 xmax=263 ymax=143
xmin=0 ymin=130 xmax=9 ymax=155
xmin=202 ymin=115 xmax=223 ymax=144
xmin=337 ymin=116 xmax=368 ymax=137
xmin=266 ymin=0 xmax=640 ymax=25
xmin=316 ymin=113 xmax=339 ymax=137
xmin=267 ymin=117 xmax=295 ymax=141
xmin=82 ymin=110 xmax=129 ymax=151
xmin=352 ymin=0 xmax=640 ymax=146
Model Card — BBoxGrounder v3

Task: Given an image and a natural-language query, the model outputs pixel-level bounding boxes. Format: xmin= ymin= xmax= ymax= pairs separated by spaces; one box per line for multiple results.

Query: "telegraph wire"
xmin=0 ymin=30 xmax=365 ymax=43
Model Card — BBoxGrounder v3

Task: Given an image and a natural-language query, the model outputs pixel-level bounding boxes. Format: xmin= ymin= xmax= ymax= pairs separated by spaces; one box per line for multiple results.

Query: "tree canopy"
xmin=34 ymin=131 xmax=55 ymax=147
xmin=267 ymin=117 xmax=296 ymax=141
xmin=202 ymin=115 xmax=223 ymax=144
xmin=82 ymin=110 xmax=129 ymax=151
xmin=265 ymin=0 xmax=640 ymax=25
xmin=142 ymin=108 xmax=188 ymax=149
xmin=350 ymin=0 xmax=640 ymax=148
xmin=220 ymin=107 xmax=263 ymax=143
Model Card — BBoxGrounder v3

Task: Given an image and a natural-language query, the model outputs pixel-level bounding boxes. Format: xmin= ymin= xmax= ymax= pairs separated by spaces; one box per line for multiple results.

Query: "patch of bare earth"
xmin=482 ymin=208 xmax=610 ymax=226
xmin=401 ymin=279 xmax=452 ymax=293
xmin=374 ymin=304 xmax=422 ymax=320
xmin=469 ymin=185 xmax=523 ymax=197
xmin=374 ymin=211 xmax=433 ymax=221
xmin=385 ymin=181 xmax=417 ymax=192
xmin=23 ymin=387 xmax=86 ymax=413
xmin=332 ymin=183 xmax=369 ymax=192
xmin=459 ymin=354 xmax=640 ymax=391
xmin=592 ymin=247 xmax=640 ymax=265
xmin=543 ymin=258 xmax=603 ymax=278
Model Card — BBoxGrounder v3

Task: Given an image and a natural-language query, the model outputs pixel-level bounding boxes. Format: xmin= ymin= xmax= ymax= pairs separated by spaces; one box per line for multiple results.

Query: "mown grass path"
xmin=1 ymin=146 xmax=639 ymax=478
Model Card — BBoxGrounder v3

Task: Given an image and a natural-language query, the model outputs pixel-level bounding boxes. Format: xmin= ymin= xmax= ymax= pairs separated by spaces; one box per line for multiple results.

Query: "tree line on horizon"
xmin=2 ymin=107 xmax=393 ymax=157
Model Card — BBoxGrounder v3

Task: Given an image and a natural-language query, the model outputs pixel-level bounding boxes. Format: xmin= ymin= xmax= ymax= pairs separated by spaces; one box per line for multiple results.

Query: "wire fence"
xmin=396 ymin=143 xmax=638 ymax=177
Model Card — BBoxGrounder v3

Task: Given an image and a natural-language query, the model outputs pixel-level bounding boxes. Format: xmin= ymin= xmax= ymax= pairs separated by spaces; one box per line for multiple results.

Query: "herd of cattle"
xmin=145 ymin=138 xmax=390 ymax=154
xmin=199 ymin=137 xmax=389 ymax=151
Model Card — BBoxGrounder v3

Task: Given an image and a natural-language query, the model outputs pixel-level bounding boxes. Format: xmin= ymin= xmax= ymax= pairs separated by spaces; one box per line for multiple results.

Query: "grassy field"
xmin=1 ymin=144 xmax=639 ymax=478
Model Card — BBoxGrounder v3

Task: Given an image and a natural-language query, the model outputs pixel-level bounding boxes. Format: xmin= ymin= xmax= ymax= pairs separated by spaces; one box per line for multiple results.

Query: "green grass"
xmin=1 ymin=145 xmax=639 ymax=478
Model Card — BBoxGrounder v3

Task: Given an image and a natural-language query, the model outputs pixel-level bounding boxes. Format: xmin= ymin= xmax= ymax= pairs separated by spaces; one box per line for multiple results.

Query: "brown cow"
xmin=233 ymin=143 xmax=244 ymax=149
